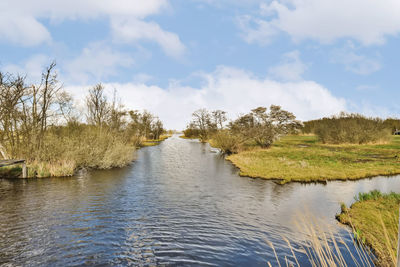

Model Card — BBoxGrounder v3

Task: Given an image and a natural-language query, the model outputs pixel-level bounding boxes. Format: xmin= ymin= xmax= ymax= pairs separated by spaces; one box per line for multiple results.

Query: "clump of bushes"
xmin=184 ymin=105 xmax=302 ymax=154
xmin=0 ymin=62 xmax=165 ymax=178
xmin=314 ymin=113 xmax=391 ymax=144
xmin=209 ymin=130 xmax=242 ymax=154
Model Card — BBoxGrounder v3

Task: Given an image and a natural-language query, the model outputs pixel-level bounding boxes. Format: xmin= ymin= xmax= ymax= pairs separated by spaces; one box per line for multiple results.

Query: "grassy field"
xmin=227 ymin=135 xmax=400 ymax=183
xmin=336 ymin=191 xmax=400 ymax=266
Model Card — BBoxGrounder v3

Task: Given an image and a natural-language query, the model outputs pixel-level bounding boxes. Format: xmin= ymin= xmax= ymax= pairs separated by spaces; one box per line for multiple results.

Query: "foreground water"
xmin=1 ymin=135 xmax=399 ymax=266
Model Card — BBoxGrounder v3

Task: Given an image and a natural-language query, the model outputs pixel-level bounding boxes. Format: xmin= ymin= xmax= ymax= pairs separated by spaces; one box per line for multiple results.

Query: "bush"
xmin=209 ymin=131 xmax=242 ymax=154
xmin=183 ymin=127 xmax=201 ymax=139
xmin=23 ymin=125 xmax=136 ymax=177
xmin=314 ymin=113 xmax=391 ymax=144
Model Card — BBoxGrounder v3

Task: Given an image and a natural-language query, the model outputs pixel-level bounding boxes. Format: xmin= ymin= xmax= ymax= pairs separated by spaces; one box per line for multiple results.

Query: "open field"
xmin=227 ymin=135 xmax=400 ymax=184
xmin=337 ymin=191 xmax=400 ymax=266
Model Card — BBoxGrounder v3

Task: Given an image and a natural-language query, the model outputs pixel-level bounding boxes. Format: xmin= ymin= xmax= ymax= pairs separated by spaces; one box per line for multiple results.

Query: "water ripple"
xmin=1 ymin=135 xmax=399 ymax=265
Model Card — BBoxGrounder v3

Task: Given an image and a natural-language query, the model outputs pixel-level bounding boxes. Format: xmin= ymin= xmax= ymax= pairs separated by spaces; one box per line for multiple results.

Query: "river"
xmin=1 ymin=135 xmax=399 ymax=266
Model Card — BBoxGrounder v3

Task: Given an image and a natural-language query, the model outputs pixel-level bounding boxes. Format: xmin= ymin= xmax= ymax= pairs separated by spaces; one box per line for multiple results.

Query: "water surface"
xmin=1 ymin=135 xmax=399 ymax=266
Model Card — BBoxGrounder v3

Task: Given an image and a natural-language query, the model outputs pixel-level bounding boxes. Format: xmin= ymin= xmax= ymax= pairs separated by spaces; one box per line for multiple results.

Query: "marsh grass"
xmin=0 ymin=125 xmax=137 ymax=178
xmin=227 ymin=135 xmax=400 ymax=183
xmin=179 ymin=135 xmax=200 ymax=140
xmin=337 ymin=191 xmax=400 ymax=266
xmin=141 ymin=134 xmax=171 ymax=147
xmin=267 ymin=214 xmax=375 ymax=267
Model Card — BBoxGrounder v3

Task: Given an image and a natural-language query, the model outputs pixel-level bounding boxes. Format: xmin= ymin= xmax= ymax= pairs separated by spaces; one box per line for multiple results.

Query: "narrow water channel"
xmin=1 ymin=135 xmax=399 ymax=266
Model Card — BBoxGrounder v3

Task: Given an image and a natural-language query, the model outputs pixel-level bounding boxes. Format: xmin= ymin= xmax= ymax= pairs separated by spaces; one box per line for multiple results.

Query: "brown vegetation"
xmin=0 ymin=62 xmax=165 ymax=177
xmin=184 ymin=105 xmax=302 ymax=154
xmin=304 ymin=113 xmax=397 ymax=144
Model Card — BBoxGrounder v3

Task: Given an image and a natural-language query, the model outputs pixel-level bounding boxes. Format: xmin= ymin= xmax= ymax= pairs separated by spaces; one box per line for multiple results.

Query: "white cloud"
xmin=111 ymin=18 xmax=186 ymax=58
xmin=133 ymin=73 xmax=154 ymax=84
xmin=0 ymin=16 xmax=51 ymax=46
xmin=194 ymin=0 xmax=265 ymax=8
xmin=0 ymin=0 xmax=184 ymax=58
xmin=237 ymin=15 xmax=277 ymax=45
xmin=63 ymin=43 xmax=134 ymax=84
xmin=268 ymin=50 xmax=307 ymax=81
xmin=331 ymin=43 xmax=381 ymax=75
xmin=2 ymin=54 xmax=51 ymax=82
xmin=66 ymin=66 xmax=346 ymax=129
xmin=241 ymin=0 xmax=400 ymax=46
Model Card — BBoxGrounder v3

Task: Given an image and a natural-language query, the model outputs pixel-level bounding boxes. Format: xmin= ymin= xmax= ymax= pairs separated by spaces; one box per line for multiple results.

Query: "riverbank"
xmin=336 ymin=191 xmax=400 ymax=266
xmin=141 ymin=134 xmax=172 ymax=146
xmin=0 ymin=134 xmax=171 ymax=178
xmin=226 ymin=135 xmax=400 ymax=184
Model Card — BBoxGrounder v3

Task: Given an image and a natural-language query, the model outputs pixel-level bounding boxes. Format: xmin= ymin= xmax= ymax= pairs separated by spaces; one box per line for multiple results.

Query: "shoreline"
xmin=336 ymin=191 xmax=400 ymax=266
xmin=0 ymin=135 xmax=172 ymax=179
xmin=224 ymin=135 xmax=400 ymax=184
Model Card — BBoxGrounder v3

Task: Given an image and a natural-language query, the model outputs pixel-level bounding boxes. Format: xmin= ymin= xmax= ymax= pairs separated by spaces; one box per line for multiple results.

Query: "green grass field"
xmin=227 ymin=135 xmax=400 ymax=183
xmin=337 ymin=191 xmax=400 ymax=266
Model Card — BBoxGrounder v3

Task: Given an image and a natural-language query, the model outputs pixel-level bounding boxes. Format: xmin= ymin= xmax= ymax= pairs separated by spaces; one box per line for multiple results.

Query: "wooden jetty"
xmin=0 ymin=159 xmax=27 ymax=178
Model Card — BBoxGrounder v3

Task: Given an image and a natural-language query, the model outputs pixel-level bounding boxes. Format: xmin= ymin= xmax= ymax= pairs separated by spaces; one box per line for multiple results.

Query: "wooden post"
xmin=22 ymin=162 xmax=27 ymax=178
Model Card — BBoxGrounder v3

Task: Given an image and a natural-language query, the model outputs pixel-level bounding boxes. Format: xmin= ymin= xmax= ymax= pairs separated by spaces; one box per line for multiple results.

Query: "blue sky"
xmin=0 ymin=0 xmax=399 ymax=129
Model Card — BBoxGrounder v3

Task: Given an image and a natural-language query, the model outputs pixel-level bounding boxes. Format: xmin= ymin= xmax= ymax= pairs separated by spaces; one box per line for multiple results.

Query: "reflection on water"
xmin=1 ymin=135 xmax=399 ymax=266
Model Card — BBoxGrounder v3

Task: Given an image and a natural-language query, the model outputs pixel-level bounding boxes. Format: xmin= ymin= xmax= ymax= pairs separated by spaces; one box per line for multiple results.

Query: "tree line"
xmin=184 ymin=108 xmax=399 ymax=152
xmin=184 ymin=106 xmax=303 ymax=154
xmin=0 ymin=62 xmax=165 ymax=177
xmin=302 ymin=113 xmax=398 ymax=144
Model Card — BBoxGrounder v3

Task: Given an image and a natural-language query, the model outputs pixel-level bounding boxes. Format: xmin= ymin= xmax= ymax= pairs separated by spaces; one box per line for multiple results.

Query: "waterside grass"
xmin=336 ymin=191 xmax=400 ymax=266
xmin=226 ymin=135 xmax=400 ymax=184
xmin=179 ymin=135 xmax=199 ymax=140
xmin=141 ymin=134 xmax=171 ymax=147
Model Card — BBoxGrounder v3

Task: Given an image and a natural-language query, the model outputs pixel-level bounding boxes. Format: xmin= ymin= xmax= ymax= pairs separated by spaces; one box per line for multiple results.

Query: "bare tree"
xmin=0 ymin=72 xmax=29 ymax=158
xmin=151 ymin=119 xmax=164 ymax=140
xmin=86 ymin=83 xmax=110 ymax=128
xmin=108 ymin=89 xmax=127 ymax=131
xmin=191 ymin=109 xmax=214 ymax=141
xmin=212 ymin=110 xmax=227 ymax=130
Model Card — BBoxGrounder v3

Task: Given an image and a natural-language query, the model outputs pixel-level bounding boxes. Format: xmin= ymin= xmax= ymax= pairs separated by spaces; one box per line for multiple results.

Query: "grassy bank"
xmin=179 ymin=135 xmax=199 ymax=140
xmin=336 ymin=191 xmax=400 ymax=266
xmin=141 ymin=134 xmax=171 ymax=147
xmin=0 ymin=133 xmax=172 ymax=178
xmin=226 ymin=135 xmax=400 ymax=183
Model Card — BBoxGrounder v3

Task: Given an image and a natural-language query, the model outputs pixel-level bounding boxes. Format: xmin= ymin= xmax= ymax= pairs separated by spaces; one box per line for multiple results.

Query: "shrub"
xmin=209 ymin=131 xmax=242 ymax=154
xmin=22 ymin=125 xmax=136 ymax=177
xmin=314 ymin=113 xmax=391 ymax=144
xmin=183 ymin=127 xmax=201 ymax=139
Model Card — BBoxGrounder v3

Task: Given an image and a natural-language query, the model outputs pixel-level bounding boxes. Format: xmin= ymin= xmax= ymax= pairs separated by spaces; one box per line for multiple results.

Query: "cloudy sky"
xmin=1 ymin=0 xmax=399 ymax=129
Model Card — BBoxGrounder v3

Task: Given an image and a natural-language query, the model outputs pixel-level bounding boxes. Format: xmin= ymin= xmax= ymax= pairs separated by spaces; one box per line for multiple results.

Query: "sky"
xmin=1 ymin=0 xmax=399 ymax=129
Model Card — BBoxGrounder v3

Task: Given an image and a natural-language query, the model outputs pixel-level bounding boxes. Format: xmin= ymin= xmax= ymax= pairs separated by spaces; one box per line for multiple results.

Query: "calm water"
xmin=1 ymin=135 xmax=399 ymax=266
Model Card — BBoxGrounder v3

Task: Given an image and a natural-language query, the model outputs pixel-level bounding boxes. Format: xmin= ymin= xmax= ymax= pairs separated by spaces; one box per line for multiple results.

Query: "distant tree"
xmin=212 ymin=110 xmax=227 ymax=130
xmin=314 ymin=113 xmax=391 ymax=144
xmin=86 ymin=83 xmax=110 ymax=128
xmin=151 ymin=119 xmax=164 ymax=140
xmin=108 ymin=89 xmax=127 ymax=131
xmin=128 ymin=110 xmax=164 ymax=140
xmin=191 ymin=109 xmax=211 ymax=140
xmin=230 ymin=105 xmax=302 ymax=148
